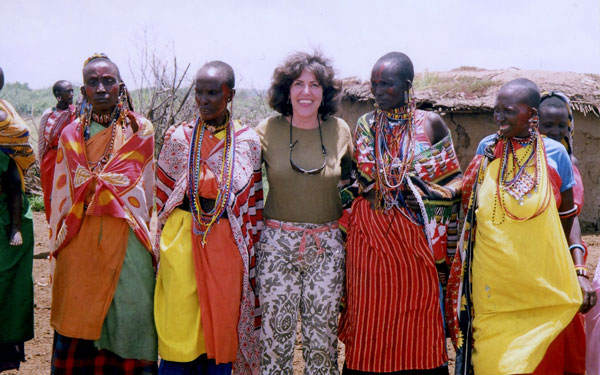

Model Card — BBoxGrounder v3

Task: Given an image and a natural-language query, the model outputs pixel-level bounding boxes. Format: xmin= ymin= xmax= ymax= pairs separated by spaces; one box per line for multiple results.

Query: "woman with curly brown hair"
xmin=255 ymin=51 xmax=352 ymax=375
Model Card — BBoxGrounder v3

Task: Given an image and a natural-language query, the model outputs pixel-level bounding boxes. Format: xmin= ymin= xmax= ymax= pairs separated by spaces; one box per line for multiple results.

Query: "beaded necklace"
xmin=80 ymin=103 xmax=126 ymax=173
xmin=373 ymin=98 xmax=416 ymax=213
xmin=204 ymin=111 xmax=230 ymax=133
xmin=187 ymin=113 xmax=235 ymax=243
xmin=91 ymin=112 xmax=112 ymax=125
xmin=493 ymin=129 xmax=551 ymax=223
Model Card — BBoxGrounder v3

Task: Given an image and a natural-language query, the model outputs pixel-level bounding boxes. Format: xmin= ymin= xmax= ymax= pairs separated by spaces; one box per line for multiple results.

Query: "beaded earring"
xmin=529 ymin=115 xmax=539 ymax=127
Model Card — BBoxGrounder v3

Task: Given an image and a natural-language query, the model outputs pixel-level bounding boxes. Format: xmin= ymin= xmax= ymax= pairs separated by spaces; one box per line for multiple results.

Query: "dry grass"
xmin=414 ymin=72 xmax=501 ymax=98
xmin=451 ymin=66 xmax=488 ymax=72
xmin=586 ymin=73 xmax=600 ymax=81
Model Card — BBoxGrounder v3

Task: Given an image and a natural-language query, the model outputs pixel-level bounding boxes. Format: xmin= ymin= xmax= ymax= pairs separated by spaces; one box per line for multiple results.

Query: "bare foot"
xmin=9 ymin=229 xmax=22 ymax=246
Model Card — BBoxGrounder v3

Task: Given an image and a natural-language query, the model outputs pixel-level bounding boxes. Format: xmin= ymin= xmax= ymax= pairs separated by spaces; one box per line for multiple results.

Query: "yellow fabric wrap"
xmin=154 ymin=208 xmax=206 ymax=361
xmin=472 ymin=146 xmax=582 ymax=375
xmin=0 ymin=99 xmax=35 ymax=187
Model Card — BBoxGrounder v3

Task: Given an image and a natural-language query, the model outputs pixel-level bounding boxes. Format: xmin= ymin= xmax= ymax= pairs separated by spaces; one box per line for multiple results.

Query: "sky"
xmin=2 ymin=0 xmax=599 ymax=90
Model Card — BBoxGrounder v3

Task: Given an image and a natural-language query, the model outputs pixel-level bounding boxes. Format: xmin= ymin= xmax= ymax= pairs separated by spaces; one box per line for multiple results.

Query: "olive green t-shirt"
xmin=255 ymin=115 xmax=353 ymax=224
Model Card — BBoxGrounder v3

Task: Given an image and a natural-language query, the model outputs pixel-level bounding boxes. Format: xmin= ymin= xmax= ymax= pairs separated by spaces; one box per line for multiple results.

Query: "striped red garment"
xmin=339 ymin=197 xmax=447 ymax=372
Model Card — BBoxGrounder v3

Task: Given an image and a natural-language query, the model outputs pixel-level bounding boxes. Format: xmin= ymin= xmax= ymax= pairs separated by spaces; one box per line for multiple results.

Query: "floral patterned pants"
xmin=257 ymin=220 xmax=345 ymax=375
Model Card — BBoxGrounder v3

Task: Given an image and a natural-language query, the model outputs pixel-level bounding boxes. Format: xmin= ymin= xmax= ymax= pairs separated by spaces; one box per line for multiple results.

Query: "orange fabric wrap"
xmin=51 ymin=124 xmax=131 ymax=339
xmin=197 ymin=131 xmax=219 ymax=198
xmin=191 ymin=219 xmax=243 ymax=363
xmin=51 ymin=215 xmax=130 ymax=339
xmin=84 ymin=125 xmax=127 ymax=204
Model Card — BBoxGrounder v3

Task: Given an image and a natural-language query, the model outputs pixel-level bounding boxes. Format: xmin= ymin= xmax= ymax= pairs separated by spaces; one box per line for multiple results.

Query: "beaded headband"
xmin=83 ymin=53 xmax=110 ymax=68
xmin=540 ymin=90 xmax=574 ymax=154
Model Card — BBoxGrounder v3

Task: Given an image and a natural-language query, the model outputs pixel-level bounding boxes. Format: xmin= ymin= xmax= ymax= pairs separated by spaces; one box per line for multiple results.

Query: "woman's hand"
xmin=578 ymin=276 xmax=597 ymax=313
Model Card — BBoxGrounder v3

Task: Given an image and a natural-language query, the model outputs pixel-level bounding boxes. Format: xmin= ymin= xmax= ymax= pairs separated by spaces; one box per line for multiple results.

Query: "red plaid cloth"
xmin=51 ymin=333 xmax=157 ymax=375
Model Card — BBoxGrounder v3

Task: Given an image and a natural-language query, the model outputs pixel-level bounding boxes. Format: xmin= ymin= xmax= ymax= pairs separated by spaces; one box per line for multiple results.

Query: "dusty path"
xmin=6 ymin=212 xmax=600 ymax=374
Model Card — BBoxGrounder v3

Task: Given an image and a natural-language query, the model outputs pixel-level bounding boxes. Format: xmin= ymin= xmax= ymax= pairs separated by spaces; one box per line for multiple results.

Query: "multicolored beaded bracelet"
xmin=574 ymin=265 xmax=589 ymax=279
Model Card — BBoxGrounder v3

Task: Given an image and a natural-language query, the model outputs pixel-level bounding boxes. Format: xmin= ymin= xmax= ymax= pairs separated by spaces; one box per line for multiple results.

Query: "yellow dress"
xmin=154 ymin=209 xmax=206 ymax=361
xmin=472 ymin=145 xmax=582 ymax=374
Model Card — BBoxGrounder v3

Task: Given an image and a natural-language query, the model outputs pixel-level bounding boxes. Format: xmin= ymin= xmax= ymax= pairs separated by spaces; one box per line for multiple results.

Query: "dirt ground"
xmin=6 ymin=212 xmax=600 ymax=374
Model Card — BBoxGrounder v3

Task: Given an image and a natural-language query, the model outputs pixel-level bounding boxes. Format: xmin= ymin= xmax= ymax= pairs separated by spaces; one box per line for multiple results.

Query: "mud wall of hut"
xmin=339 ymin=101 xmax=600 ymax=230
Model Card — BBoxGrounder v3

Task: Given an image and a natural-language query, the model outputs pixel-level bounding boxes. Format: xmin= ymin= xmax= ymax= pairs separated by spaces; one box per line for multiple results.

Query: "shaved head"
xmin=372 ymin=52 xmax=414 ymax=83
xmin=53 ymin=80 xmax=71 ymax=96
xmin=83 ymin=57 xmax=121 ymax=82
xmin=499 ymin=78 xmax=540 ymax=109
xmin=197 ymin=60 xmax=235 ymax=89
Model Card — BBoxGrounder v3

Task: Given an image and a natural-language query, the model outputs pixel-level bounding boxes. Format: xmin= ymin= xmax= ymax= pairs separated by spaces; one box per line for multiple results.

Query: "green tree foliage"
xmin=0 ymin=82 xmax=80 ymax=117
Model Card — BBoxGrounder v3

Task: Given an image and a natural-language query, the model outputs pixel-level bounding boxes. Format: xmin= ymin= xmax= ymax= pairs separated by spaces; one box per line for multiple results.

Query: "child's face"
xmin=494 ymin=87 xmax=535 ymax=138
xmin=539 ymin=105 xmax=569 ymax=143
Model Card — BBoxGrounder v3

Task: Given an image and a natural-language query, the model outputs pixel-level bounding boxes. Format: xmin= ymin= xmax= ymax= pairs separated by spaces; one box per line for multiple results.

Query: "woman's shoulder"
xmin=327 ymin=116 xmax=349 ymax=127
xmin=476 ymin=134 xmax=498 ymax=155
xmin=234 ymin=121 xmax=260 ymax=142
xmin=326 ymin=116 xmax=352 ymax=138
xmin=353 ymin=111 xmax=376 ymax=135
xmin=358 ymin=111 xmax=375 ymax=122
xmin=164 ymin=121 xmax=193 ymax=148
xmin=542 ymin=136 xmax=571 ymax=166
xmin=255 ymin=115 xmax=285 ymax=136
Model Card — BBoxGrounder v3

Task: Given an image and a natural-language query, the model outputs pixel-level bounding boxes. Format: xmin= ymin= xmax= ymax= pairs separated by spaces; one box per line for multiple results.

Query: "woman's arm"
xmin=560 ymin=187 xmax=596 ymax=312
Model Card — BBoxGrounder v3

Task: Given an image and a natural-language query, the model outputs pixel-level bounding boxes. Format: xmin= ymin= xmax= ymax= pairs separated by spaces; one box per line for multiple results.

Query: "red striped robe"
xmin=339 ymin=110 xmax=461 ymax=372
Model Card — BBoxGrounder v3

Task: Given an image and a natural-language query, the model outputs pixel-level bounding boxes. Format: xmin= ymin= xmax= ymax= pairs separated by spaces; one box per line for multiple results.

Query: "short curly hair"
xmin=268 ymin=51 xmax=340 ymax=119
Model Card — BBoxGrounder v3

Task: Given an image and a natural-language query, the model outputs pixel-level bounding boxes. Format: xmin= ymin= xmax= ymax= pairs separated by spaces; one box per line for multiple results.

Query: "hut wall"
xmin=339 ymin=100 xmax=600 ymax=230
xmin=572 ymin=112 xmax=600 ymax=230
xmin=337 ymin=100 xmax=372 ymax=133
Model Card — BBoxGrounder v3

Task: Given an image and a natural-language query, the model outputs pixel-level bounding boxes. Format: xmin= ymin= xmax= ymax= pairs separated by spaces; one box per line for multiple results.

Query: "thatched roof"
xmin=341 ymin=67 xmax=600 ymax=116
